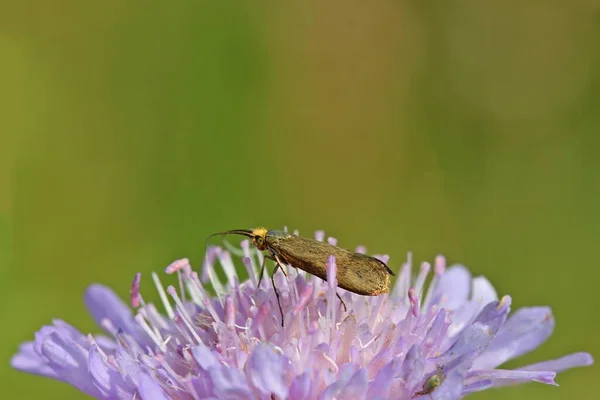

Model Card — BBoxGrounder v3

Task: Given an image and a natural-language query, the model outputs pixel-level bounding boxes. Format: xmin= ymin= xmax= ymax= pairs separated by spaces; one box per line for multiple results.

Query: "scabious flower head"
xmin=12 ymin=230 xmax=593 ymax=399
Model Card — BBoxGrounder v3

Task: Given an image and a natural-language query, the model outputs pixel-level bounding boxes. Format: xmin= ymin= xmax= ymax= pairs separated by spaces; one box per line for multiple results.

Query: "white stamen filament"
xmin=178 ymin=270 xmax=186 ymax=304
xmin=322 ymin=353 xmax=339 ymax=374
xmin=138 ymin=308 xmax=165 ymax=343
xmin=414 ymin=262 xmax=431 ymax=302
xmin=167 ymin=287 xmax=204 ymax=345
xmin=242 ymin=256 xmax=258 ymax=288
xmin=152 ymin=273 xmax=175 ymax=319
xmin=135 ymin=314 xmax=166 ymax=351
xmin=218 ymin=250 xmax=238 ymax=286
xmin=357 ymin=335 xmax=377 ymax=349
xmin=204 ymin=254 xmax=226 ymax=299
xmin=87 ymin=334 xmax=108 ymax=358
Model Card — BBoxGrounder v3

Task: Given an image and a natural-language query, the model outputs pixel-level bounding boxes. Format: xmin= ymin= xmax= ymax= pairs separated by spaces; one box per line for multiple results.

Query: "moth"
xmin=207 ymin=227 xmax=394 ymax=325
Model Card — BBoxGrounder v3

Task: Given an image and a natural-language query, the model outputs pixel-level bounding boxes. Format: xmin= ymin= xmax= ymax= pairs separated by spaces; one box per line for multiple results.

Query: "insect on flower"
xmin=414 ymin=365 xmax=445 ymax=397
xmin=10 ymin=228 xmax=595 ymax=399
xmin=206 ymin=227 xmax=395 ymax=325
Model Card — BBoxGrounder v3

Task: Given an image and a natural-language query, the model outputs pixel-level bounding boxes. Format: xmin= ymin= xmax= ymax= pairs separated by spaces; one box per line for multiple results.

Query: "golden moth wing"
xmin=266 ymin=234 xmax=392 ymax=295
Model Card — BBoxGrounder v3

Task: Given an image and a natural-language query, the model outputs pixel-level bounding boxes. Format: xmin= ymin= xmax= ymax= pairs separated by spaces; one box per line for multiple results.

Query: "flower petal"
xmin=472 ymin=296 xmax=511 ymax=333
xmin=89 ymin=345 xmax=134 ymax=398
xmin=433 ymin=265 xmax=471 ymax=310
xmin=10 ymin=342 xmax=57 ymax=378
xmin=423 ymin=309 xmax=447 ymax=354
xmin=41 ymin=332 xmax=86 ymax=371
xmin=245 ymin=344 xmax=288 ymax=400
xmin=41 ymin=332 xmax=102 ymax=397
xmin=399 ymin=344 xmax=425 ymax=390
xmin=442 ymin=350 xmax=479 ymax=373
xmin=472 ymin=307 xmax=554 ymax=370
xmin=367 ymin=358 xmax=397 ymax=398
xmin=319 ymin=364 xmax=358 ymax=400
xmin=84 ymin=284 xmax=138 ymax=335
xmin=93 ymin=334 xmax=117 ymax=352
xmin=288 ymin=372 xmax=312 ymax=400
xmin=519 ymin=352 xmax=594 ymax=373
xmin=430 ymin=369 xmax=465 ymax=400
xmin=437 ymin=322 xmax=494 ymax=363
xmin=115 ymin=344 xmax=143 ymax=380
xmin=461 ymin=379 xmax=493 ymax=395
xmin=137 ymin=372 xmax=169 ymax=400
xmin=208 ymin=364 xmax=253 ymax=400
xmin=471 ymin=276 xmax=497 ymax=303
xmin=188 ymin=374 xmax=215 ymax=398
xmin=337 ymin=368 xmax=368 ymax=400
xmin=192 ymin=344 xmax=220 ymax=370
xmin=467 ymin=369 xmax=557 ymax=387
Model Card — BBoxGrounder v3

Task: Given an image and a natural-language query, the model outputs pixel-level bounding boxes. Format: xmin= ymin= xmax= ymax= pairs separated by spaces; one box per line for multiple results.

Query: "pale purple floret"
xmin=11 ymin=230 xmax=593 ymax=399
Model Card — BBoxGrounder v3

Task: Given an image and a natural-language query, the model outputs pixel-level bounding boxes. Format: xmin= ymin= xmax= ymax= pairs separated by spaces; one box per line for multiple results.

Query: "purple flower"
xmin=12 ymin=230 xmax=593 ymax=399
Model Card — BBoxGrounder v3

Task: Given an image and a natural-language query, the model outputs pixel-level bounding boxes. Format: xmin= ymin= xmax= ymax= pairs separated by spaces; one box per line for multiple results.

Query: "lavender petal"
xmin=519 ymin=352 xmax=594 ymax=373
xmin=288 ymin=372 xmax=312 ymax=400
xmin=432 ymin=266 xmax=471 ymax=310
xmin=10 ymin=342 xmax=58 ymax=378
xmin=473 ymin=307 xmax=554 ymax=370
xmin=470 ymin=276 xmax=498 ymax=304
xmin=466 ymin=369 xmax=557 ymax=387
xmin=137 ymin=372 xmax=169 ymax=400
xmin=437 ymin=322 xmax=494 ymax=364
xmin=337 ymin=368 xmax=369 ymax=400
xmin=399 ymin=344 xmax=425 ymax=390
xmin=89 ymin=345 xmax=134 ymax=399
xmin=208 ymin=364 xmax=253 ymax=400
xmin=192 ymin=344 xmax=220 ymax=370
xmin=461 ymin=379 xmax=493 ymax=394
xmin=430 ymin=369 xmax=465 ymax=400
xmin=84 ymin=284 xmax=138 ymax=335
xmin=245 ymin=344 xmax=288 ymax=400
xmin=472 ymin=296 xmax=511 ymax=333
xmin=41 ymin=332 xmax=103 ymax=397
xmin=366 ymin=359 xmax=396 ymax=398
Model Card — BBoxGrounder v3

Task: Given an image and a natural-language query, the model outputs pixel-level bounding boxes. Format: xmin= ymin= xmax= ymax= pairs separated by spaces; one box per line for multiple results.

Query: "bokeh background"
xmin=1 ymin=1 xmax=599 ymax=399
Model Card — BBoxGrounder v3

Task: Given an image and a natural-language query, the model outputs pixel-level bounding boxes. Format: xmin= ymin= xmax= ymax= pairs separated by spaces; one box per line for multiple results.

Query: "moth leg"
xmin=272 ymin=253 xmax=289 ymax=277
xmin=257 ymin=253 xmax=287 ymax=287
xmin=257 ymin=254 xmax=269 ymax=288
xmin=336 ymin=292 xmax=347 ymax=312
xmin=271 ymin=262 xmax=286 ymax=327
xmin=258 ymin=251 xmax=287 ymax=326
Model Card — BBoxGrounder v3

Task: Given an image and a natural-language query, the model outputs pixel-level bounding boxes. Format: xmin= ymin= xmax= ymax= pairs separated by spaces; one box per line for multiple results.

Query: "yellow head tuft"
xmin=251 ymin=227 xmax=268 ymax=238
xmin=251 ymin=227 xmax=269 ymax=250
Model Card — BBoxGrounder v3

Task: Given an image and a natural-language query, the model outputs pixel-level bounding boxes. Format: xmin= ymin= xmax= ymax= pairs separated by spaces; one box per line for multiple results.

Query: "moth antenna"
xmin=203 ymin=229 xmax=255 ymax=269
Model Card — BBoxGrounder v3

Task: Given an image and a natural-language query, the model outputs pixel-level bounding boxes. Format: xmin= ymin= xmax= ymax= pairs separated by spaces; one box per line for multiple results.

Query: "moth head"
xmin=250 ymin=227 xmax=268 ymax=250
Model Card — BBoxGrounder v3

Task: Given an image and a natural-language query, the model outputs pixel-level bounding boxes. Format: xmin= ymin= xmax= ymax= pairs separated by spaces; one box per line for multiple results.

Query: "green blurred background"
xmin=1 ymin=1 xmax=599 ymax=399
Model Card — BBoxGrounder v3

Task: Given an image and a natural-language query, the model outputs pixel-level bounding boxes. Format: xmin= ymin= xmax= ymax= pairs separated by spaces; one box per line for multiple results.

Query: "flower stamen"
xmin=152 ymin=272 xmax=175 ymax=319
